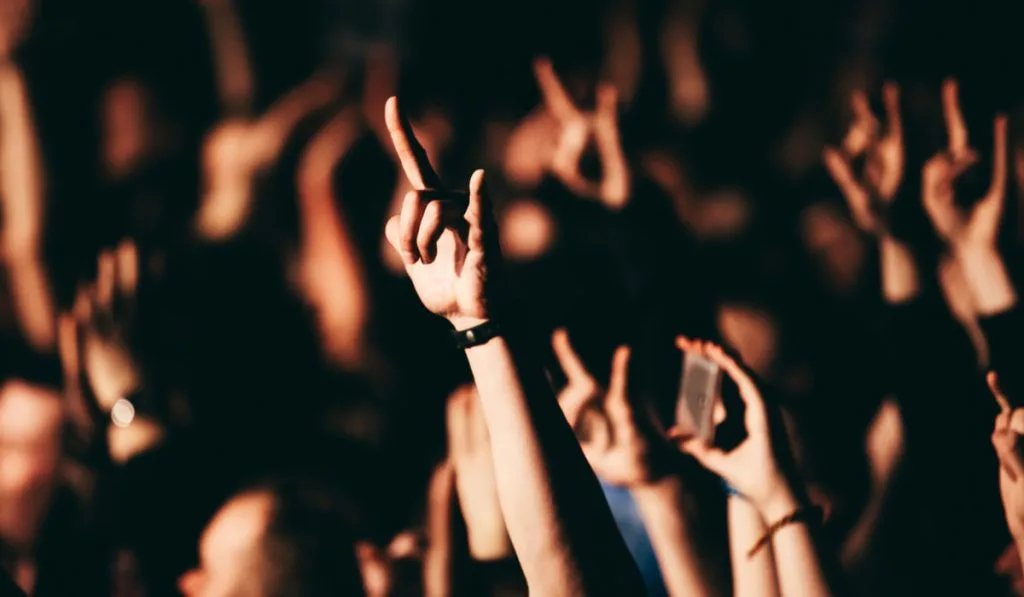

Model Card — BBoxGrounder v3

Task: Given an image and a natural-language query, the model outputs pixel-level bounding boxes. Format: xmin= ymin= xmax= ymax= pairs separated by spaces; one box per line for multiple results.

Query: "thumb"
xmin=680 ymin=437 xmax=728 ymax=475
xmin=670 ymin=426 xmax=727 ymax=474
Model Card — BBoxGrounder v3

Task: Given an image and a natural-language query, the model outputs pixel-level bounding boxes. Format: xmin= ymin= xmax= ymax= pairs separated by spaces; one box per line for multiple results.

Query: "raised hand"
xmin=447 ymin=384 xmax=511 ymax=560
xmin=552 ymin=329 xmax=662 ymax=487
xmin=382 ymin=97 xmax=495 ymax=330
xmin=922 ymin=80 xmax=1008 ymax=249
xmin=532 ymin=58 xmax=630 ymax=210
xmin=197 ymin=74 xmax=341 ymax=239
xmin=670 ymin=338 xmax=795 ymax=512
xmin=823 ymin=83 xmax=903 ymax=234
xmin=990 ymin=372 xmax=1024 ymax=545
xmin=74 ymin=240 xmax=141 ymax=413
xmin=57 ymin=241 xmax=161 ymax=464
xmin=381 ymin=107 xmax=454 ymax=275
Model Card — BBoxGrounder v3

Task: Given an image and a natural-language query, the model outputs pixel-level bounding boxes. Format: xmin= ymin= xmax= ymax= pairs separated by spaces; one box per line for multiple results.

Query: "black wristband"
xmin=452 ymin=320 xmax=501 ymax=350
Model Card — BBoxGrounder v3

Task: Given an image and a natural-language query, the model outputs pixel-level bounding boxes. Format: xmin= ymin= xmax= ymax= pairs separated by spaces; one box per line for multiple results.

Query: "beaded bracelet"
xmin=747 ymin=504 xmax=823 ymax=559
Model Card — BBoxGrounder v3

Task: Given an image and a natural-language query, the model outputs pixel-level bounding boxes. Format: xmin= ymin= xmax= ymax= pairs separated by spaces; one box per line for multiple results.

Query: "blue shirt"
xmin=600 ymin=479 xmax=668 ymax=597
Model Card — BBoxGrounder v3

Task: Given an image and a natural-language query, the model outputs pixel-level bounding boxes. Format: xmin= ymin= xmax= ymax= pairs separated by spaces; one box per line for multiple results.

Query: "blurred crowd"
xmin=4 ymin=0 xmax=1024 ymax=595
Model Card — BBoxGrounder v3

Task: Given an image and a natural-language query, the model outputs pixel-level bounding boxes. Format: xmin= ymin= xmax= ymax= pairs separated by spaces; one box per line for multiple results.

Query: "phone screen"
xmin=676 ymin=352 xmax=722 ymax=444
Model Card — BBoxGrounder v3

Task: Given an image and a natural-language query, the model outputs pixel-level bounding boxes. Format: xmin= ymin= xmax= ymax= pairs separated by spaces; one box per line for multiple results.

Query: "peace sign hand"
xmin=823 ymin=83 xmax=903 ymax=235
xmin=533 ymin=58 xmax=630 ymax=210
xmin=382 ymin=97 xmax=498 ymax=329
xmin=922 ymin=80 xmax=1008 ymax=249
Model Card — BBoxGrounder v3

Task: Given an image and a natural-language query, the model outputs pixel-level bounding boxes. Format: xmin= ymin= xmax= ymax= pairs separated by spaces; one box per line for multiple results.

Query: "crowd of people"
xmin=3 ymin=0 xmax=1024 ymax=595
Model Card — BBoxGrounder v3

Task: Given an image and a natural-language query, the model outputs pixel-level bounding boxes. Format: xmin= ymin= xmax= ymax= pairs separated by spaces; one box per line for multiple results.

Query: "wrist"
xmin=631 ymin=476 xmax=695 ymax=532
xmin=754 ymin=483 xmax=804 ymax=523
xmin=447 ymin=315 xmax=490 ymax=331
xmin=953 ymin=243 xmax=1017 ymax=315
xmin=952 ymin=240 xmax=998 ymax=259
xmin=630 ymin=473 xmax=681 ymax=498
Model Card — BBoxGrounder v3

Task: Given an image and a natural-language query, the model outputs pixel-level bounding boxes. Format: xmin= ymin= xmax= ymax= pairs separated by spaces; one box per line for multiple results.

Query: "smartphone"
xmin=676 ymin=352 xmax=722 ymax=444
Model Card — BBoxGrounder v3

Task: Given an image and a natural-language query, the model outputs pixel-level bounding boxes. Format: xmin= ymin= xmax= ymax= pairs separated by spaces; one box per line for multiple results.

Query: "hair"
xmin=249 ymin=478 xmax=366 ymax=597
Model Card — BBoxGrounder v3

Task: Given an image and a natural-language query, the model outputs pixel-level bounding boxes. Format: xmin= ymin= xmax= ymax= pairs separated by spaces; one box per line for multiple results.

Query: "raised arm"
xmin=295 ymin=106 xmax=369 ymax=367
xmin=382 ymin=96 xmax=645 ymax=596
xmin=922 ymin=80 xmax=1015 ymax=316
xmin=920 ymin=81 xmax=1023 ymax=392
xmin=58 ymin=240 xmax=164 ymax=465
xmin=246 ymin=74 xmax=340 ymax=166
xmin=823 ymin=83 xmax=917 ymax=305
xmin=532 ymin=59 xmax=631 ymax=210
xmin=196 ymin=74 xmax=340 ymax=240
xmin=551 ymin=329 xmax=716 ymax=597
xmin=673 ymin=339 xmax=834 ymax=597
xmin=989 ymin=373 xmax=1024 ymax=576
xmin=0 ymin=55 xmax=55 ymax=351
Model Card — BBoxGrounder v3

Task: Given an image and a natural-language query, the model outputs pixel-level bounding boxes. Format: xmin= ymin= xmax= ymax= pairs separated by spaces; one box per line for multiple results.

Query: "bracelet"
xmin=747 ymin=504 xmax=823 ymax=559
xmin=452 ymin=320 xmax=501 ymax=350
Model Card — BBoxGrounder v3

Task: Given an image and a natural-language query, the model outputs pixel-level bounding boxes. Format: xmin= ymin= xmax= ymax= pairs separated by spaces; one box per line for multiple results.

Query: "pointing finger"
xmin=385 ymin=96 xmax=443 ymax=190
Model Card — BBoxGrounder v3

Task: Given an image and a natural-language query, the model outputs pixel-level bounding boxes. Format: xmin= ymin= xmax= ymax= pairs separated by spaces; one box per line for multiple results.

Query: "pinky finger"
xmin=465 ymin=169 xmax=491 ymax=252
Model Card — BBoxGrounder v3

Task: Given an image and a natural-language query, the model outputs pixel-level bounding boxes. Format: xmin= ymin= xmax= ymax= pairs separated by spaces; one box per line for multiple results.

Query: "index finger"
xmin=533 ymin=57 xmax=580 ymax=122
xmin=385 ymin=96 xmax=443 ymax=190
xmin=882 ymin=82 xmax=902 ymax=139
xmin=115 ymin=239 xmax=139 ymax=298
xmin=989 ymin=371 xmax=1012 ymax=414
xmin=942 ymin=79 xmax=969 ymax=157
xmin=552 ymin=328 xmax=593 ymax=385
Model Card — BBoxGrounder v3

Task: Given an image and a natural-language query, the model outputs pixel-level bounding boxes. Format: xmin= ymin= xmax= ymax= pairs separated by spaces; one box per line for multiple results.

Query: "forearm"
xmin=296 ymin=118 xmax=370 ymax=363
xmin=463 ymin=333 xmax=646 ymax=596
xmin=201 ymin=1 xmax=254 ymax=115
xmin=630 ymin=477 xmax=715 ymax=597
xmin=757 ymin=490 xmax=832 ymax=597
xmin=6 ymin=256 xmax=55 ymax=351
xmin=879 ymin=236 xmax=919 ymax=305
xmin=298 ymin=181 xmax=368 ymax=312
xmin=729 ymin=497 xmax=779 ymax=597
xmin=0 ymin=62 xmax=45 ymax=256
xmin=954 ymin=244 xmax=1016 ymax=316
xmin=423 ymin=463 xmax=455 ymax=597
xmin=1015 ymin=541 xmax=1024 ymax=584
xmin=250 ymin=78 xmax=337 ymax=164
